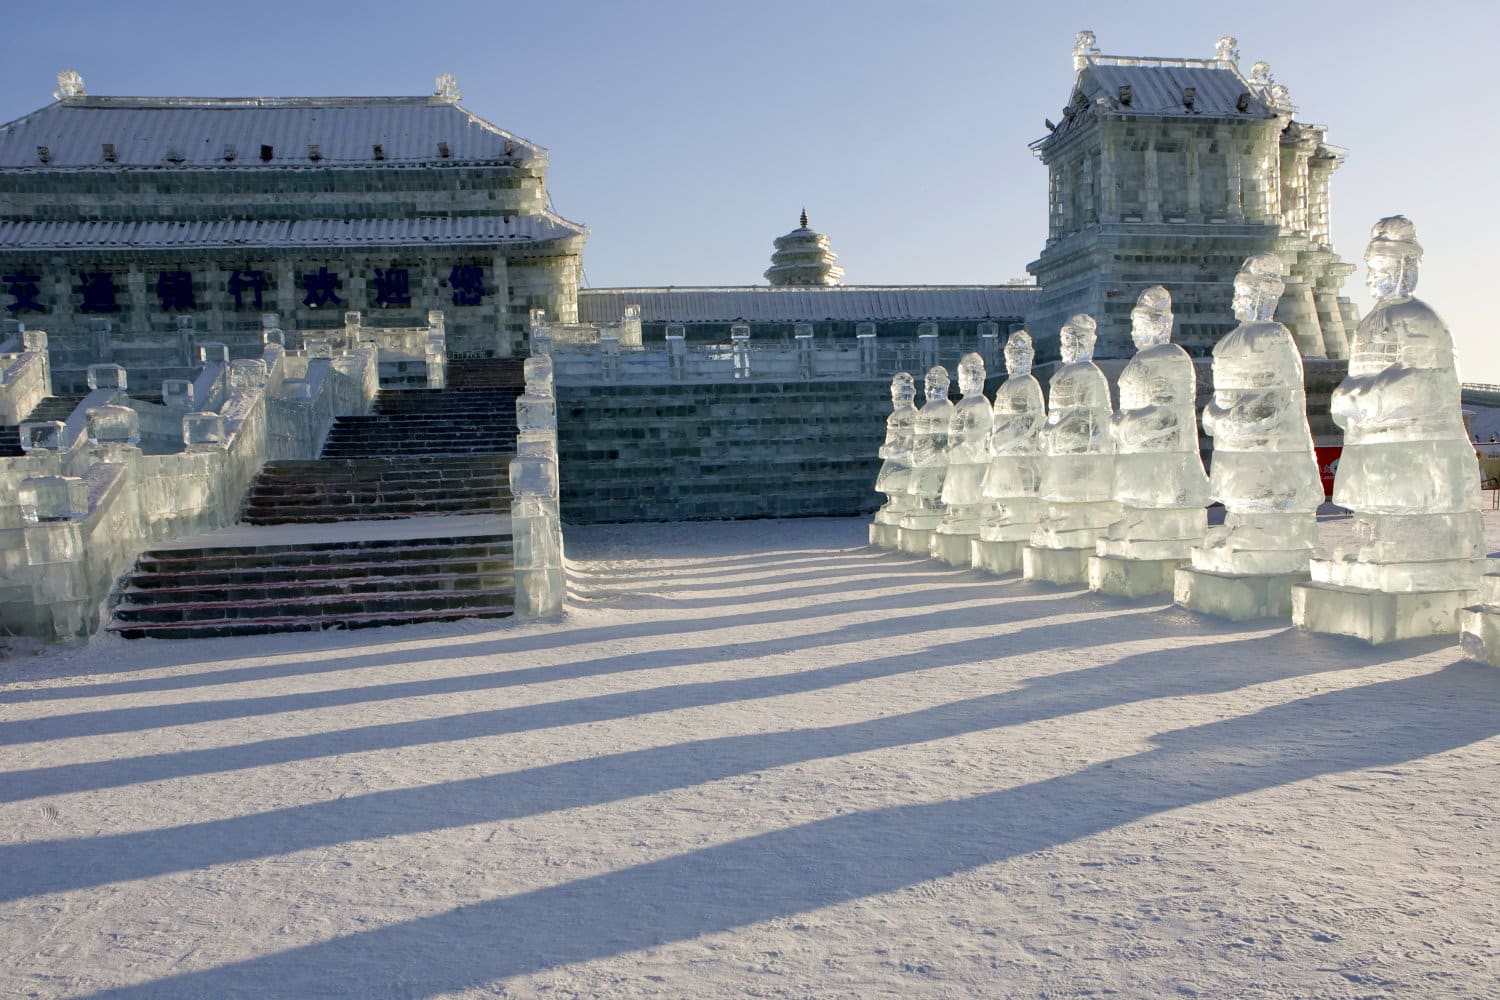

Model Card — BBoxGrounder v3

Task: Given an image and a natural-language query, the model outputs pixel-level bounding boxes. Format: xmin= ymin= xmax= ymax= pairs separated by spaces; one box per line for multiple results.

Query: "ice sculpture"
xmin=898 ymin=365 xmax=953 ymax=554
xmin=1090 ymin=287 xmax=1209 ymax=595
xmin=1175 ymin=253 xmax=1321 ymax=619
xmin=933 ymin=353 xmax=993 ymax=564
xmin=1296 ymin=217 xmax=1484 ymax=642
xmin=870 ymin=371 xmax=917 ymax=548
xmin=1025 ymin=314 xmax=1117 ymax=583
xmin=973 ymin=331 xmax=1045 ymax=574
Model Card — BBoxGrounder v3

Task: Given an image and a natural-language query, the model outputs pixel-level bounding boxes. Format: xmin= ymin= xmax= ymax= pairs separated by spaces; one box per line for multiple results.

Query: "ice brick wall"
xmin=555 ymin=381 xmax=891 ymax=523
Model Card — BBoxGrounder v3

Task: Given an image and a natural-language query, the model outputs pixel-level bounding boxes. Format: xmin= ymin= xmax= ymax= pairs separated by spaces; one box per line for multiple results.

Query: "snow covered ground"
xmin=2 ymin=513 xmax=1498 ymax=998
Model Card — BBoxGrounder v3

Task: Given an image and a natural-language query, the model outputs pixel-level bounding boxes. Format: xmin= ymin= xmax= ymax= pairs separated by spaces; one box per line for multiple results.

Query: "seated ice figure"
xmin=978 ymin=331 xmax=1046 ymax=543
xmin=1192 ymin=252 xmax=1322 ymax=575
xmin=901 ymin=365 xmax=954 ymax=531
xmin=1032 ymin=314 xmax=1118 ymax=549
xmin=873 ymin=372 xmax=918 ymax=528
xmin=1097 ymin=286 xmax=1210 ymax=560
xmin=937 ymin=353 xmax=993 ymax=537
xmin=1312 ymin=216 xmax=1483 ymax=592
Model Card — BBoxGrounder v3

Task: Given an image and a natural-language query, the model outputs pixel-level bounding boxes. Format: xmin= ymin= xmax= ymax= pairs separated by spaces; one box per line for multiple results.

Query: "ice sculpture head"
xmin=957 ymin=353 xmax=985 ymax=394
xmin=1232 ymin=253 xmax=1284 ymax=323
xmin=1364 ymin=215 xmax=1421 ymax=301
xmin=1004 ymin=330 xmax=1034 ymax=376
xmin=890 ymin=371 xmax=915 ymax=407
xmin=1130 ymin=286 xmax=1173 ymax=350
xmin=922 ymin=365 xmax=950 ymax=404
xmin=1059 ymin=314 xmax=1097 ymax=364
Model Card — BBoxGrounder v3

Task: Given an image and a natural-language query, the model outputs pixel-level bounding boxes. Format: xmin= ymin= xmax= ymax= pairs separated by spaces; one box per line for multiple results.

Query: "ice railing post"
xmin=18 ymin=474 xmax=88 ymax=524
xmin=665 ymin=323 xmax=687 ymax=380
xmin=856 ymin=322 xmax=878 ymax=378
xmin=528 ymin=309 xmax=553 ymax=358
xmin=918 ymin=322 xmax=939 ymax=372
xmin=509 ymin=440 xmax=564 ymax=619
xmin=600 ymin=334 xmax=621 ymax=381
xmin=343 ymin=311 xmax=362 ymax=353
xmin=731 ymin=323 xmax=752 ymax=380
xmin=794 ymin=323 xmax=815 ymax=380
xmin=426 ymin=309 xmax=446 ymax=389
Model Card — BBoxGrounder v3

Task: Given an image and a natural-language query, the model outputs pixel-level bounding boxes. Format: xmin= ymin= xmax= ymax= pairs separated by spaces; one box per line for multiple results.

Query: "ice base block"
xmin=930 ymin=532 xmax=976 ymax=566
xmin=897 ymin=526 xmax=935 ymax=556
xmin=1292 ymin=581 xmax=1474 ymax=644
xmin=1023 ymin=545 xmax=1090 ymax=585
xmin=1088 ymin=554 xmax=1185 ymax=599
xmin=972 ymin=539 xmax=1025 ymax=575
xmin=1459 ymin=570 xmax=1500 ymax=665
xmin=869 ymin=521 xmax=901 ymax=549
xmin=1174 ymin=567 xmax=1307 ymax=621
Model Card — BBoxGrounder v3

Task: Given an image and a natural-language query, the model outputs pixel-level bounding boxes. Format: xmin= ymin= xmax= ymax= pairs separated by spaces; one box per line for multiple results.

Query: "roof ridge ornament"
xmin=800 ymin=207 xmax=808 ymax=229
xmin=1215 ymin=35 xmax=1239 ymax=66
xmin=1073 ymin=30 xmax=1099 ymax=72
xmin=434 ymin=73 xmax=461 ymax=102
xmin=54 ymin=70 xmax=86 ymax=102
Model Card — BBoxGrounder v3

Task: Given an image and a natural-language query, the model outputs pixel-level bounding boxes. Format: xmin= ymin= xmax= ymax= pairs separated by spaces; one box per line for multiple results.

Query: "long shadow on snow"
xmin=0 ymin=593 xmax=1145 ymax=801
xmin=0 ymin=577 xmax=1055 ymax=740
xmin=0 ymin=627 xmax=1443 ymax=902
xmin=76 ymin=661 xmax=1500 ymax=999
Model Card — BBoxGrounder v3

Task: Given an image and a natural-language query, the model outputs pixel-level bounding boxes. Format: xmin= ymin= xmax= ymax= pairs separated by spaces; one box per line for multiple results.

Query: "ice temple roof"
xmin=0 ymin=79 xmax=545 ymax=169
xmin=578 ymin=286 xmax=1038 ymax=325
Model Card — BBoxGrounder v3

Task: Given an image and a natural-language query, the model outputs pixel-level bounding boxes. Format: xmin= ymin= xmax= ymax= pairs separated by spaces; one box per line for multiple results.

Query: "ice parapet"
xmin=1097 ymin=286 xmax=1209 ymax=560
xmin=901 ymin=366 xmax=953 ymax=532
xmin=937 ymin=353 xmax=992 ymax=538
xmin=872 ymin=372 xmax=918 ymax=531
xmin=1032 ymin=314 xmax=1118 ymax=550
xmin=1311 ymin=216 xmax=1483 ymax=593
xmin=978 ymin=331 xmax=1045 ymax=543
xmin=1192 ymin=253 xmax=1321 ymax=576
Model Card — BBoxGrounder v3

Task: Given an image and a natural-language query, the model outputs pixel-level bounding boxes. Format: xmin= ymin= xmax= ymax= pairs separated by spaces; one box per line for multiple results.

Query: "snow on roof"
xmin=578 ymin=286 xmax=1037 ymax=324
xmin=0 ymin=95 xmax=545 ymax=169
xmin=0 ymin=212 xmax=586 ymax=251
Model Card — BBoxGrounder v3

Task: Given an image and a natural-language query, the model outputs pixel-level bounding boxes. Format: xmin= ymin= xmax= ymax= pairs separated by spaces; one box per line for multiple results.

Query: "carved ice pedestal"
xmin=929 ymin=532 xmax=974 ymax=566
xmin=1292 ymin=580 xmax=1474 ymax=644
xmin=1460 ymin=569 xmax=1500 ymax=666
xmin=1023 ymin=545 xmax=1091 ymax=585
xmin=898 ymin=525 xmax=936 ymax=556
xmin=1089 ymin=555 xmax=1185 ymax=598
xmin=971 ymin=539 xmax=1026 ymax=575
xmin=869 ymin=521 xmax=901 ymax=548
xmin=1174 ymin=567 xmax=1307 ymax=621
xmin=1024 ymin=500 xmax=1118 ymax=585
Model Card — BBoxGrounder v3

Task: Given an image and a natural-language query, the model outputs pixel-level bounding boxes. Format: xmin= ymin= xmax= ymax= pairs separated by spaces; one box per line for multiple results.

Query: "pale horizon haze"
xmin=1 ymin=1 xmax=1495 ymax=380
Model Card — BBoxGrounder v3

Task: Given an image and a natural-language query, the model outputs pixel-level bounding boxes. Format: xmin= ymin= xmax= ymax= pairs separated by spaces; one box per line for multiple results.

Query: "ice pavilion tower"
xmin=764 ymin=210 xmax=845 ymax=286
xmin=1024 ymin=33 xmax=1357 ymax=362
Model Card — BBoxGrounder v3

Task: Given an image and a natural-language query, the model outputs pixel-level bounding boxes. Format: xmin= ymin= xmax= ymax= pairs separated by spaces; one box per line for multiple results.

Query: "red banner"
xmin=1314 ymin=445 xmax=1341 ymax=501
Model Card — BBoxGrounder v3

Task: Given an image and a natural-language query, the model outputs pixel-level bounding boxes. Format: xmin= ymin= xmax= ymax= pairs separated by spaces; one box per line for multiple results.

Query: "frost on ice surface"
xmin=1097 ymin=286 xmax=1209 ymax=560
xmin=1312 ymin=216 xmax=1484 ymax=592
xmin=1193 ymin=253 xmax=1321 ymax=575
xmin=872 ymin=371 xmax=917 ymax=528
xmin=1032 ymin=314 xmax=1118 ymax=549
xmin=936 ymin=353 xmax=992 ymax=537
xmin=978 ymin=331 xmax=1045 ymax=543
xmin=900 ymin=365 xmax=953 ymax=531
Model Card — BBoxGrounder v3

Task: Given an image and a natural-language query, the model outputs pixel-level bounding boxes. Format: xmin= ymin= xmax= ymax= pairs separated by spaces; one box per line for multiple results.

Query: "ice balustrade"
xmin=0 ymin=328 xmax=52 ymax=426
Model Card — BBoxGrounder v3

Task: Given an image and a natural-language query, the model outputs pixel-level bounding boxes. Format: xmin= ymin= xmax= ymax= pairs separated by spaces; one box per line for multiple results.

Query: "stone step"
xmin=0 ymin=425 xmax=21 ymax=457
xmin=137 ymin=535 xmax=510 ymax=567
xmin=113 ymin=586 xmax=516 ymax=625
xmin=243 ymin=498 xmax=510 ymax=525
xmin=107 ymin=601 xmax=514 ymax=639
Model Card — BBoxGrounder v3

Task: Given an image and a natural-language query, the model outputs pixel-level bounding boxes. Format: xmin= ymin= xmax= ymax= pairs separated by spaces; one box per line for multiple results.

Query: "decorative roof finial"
xmin=434 ymin=73 xmax=461 ymax=101
xmin=1073 ymin=30 xmax=1099 ymax=71
xmin=53 ymin=70 xmax=86 ymax=101
xmin=1215 ymin=35 xmax=1239 ymax=66
xmin=800 ymin=207 xmax=808 ymax=229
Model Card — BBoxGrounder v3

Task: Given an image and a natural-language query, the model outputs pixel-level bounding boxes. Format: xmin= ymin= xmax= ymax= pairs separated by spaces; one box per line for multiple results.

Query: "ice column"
xmin=1089 ymin=287 xmax=1209 ymax=597
xmin=1295 ymin=217 xmax=1485 ymax=642
xmin=1024 ymin=314 xmax=1117 ymax=584
xmin=898 ymin=365 xmax=953 ymax=555
xmin=869 ymin=371 xmax=918 ymax=549
xmin=1175 ymin=253 xmax=1322 ymax=620
xmin=932 ymin=353 xmax=992 ymax=565
xmin=973 ymin=331 xmax=1046 ymax=575
xmin=511 ymin=354 xmax=564 ymax=618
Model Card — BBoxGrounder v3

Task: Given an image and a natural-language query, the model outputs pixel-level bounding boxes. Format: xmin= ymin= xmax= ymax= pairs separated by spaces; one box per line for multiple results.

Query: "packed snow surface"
xmin=2 ymin=514 xmax=1499 ymax=998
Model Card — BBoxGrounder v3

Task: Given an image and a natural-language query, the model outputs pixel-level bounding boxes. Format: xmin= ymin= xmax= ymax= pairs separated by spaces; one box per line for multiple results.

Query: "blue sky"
xmin=2 ymin=0 xmax=1496 ymax=379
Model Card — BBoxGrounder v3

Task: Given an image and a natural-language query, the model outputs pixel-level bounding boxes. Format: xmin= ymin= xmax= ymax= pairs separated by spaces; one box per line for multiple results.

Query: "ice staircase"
xmin=107 ymin=359 xmax=527 ymax=638
xmin=0 ymin=394 xmax=85 ymax=458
